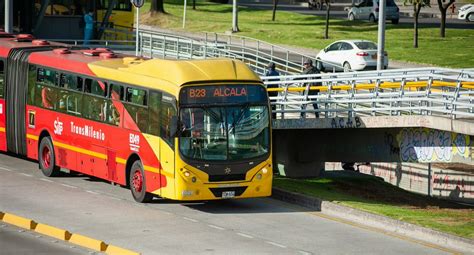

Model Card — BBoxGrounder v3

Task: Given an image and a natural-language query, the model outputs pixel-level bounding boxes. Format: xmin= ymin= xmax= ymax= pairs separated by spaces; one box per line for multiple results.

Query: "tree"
xmin=193 ymin=0 xmax=196 ymax=10
xmin=150 ymin=0 xmax=166 ymax=14
xmin=232 ymin=0 xmax=239 ymax=32
xmin=437 ymin=0 xmax=455 ymax=37
xmin=404 ymin=0 xmax=430 ymax=48
xmin=324 ymin=0 xmax=331 ymax=39
xmin=272 ymin=0 xmax=279 ymax=21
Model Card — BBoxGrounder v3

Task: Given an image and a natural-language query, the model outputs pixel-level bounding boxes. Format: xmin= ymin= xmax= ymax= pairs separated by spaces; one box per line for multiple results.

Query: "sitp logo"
xmin=129 ymin=133 xmax=140 ymax=152
xmin=54 ymin=118 xmax=63 ymax=135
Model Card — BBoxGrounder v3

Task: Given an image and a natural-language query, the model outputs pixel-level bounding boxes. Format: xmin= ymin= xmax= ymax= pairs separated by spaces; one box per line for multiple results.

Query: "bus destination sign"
xmin=180 ymin=85 xmax=267 ymax=105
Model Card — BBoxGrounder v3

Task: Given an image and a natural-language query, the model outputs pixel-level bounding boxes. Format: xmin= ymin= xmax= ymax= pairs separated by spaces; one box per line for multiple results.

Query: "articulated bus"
xmin=0 ymin=34 xmax=273 ymax=202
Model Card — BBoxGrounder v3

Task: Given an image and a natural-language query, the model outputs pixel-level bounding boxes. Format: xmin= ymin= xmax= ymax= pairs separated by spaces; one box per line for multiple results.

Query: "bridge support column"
xmin=273 ymin=131 xmax=324 ymax=178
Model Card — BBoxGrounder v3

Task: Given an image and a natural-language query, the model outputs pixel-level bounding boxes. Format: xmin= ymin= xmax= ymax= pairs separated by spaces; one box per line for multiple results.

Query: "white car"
xmin=458 ymin=4 xmax=474 ymax=22
xmin=347 ymin=0 xmax=400 ymax=24
xmin=316 ymin=40 xmax=388 ymax=72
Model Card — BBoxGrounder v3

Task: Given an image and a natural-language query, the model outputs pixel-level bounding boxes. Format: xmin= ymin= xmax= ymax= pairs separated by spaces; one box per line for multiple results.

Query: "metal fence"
xmin=262 ymin=68 xmax=474 ymax=119
xmin=138 ymin=28 xmax=341 ymax=75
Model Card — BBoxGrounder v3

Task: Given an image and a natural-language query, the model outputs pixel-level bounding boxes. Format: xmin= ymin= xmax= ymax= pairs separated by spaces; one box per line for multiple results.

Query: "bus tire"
xmin=39 ymin=136 xmax=60 ymax=177
xmin=129 ymin=160 xmax=153 ymax=203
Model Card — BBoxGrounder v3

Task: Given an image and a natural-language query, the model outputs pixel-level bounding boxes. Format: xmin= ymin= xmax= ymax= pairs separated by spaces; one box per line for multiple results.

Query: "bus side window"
xmin=59 ymin=73 xmax=77 ymax=89
xmin=109 ymin=84 xmax=124 ymax=101
xmin=27 ymin=65 xmax=36 ymax=105
xmin=126 ymin=87 xmax=147 ymax=106
xmin=85 ymin=79 xmax=107 ymax=97
xmin=82 ymin=93 xmax=107 ymax=122
xmin=40 ymin=85 xmax=58 ymax=110
xmin=58 ymin=89 xmax=82 ymax=116
xmin=0 ymin=60 xmax=4 ymax=98
xmin=37 ymin=68 xmax=57 ymax=86
xmin=160 ymin=94 xmax=177 ymax=147
xmin=148 ymin=91 xmax=162 ymax=136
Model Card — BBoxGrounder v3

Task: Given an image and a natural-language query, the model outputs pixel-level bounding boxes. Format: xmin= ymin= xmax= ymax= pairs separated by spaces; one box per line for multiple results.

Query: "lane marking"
xmin=208 ymin=224 xmax=225 ymax=231
xmin=20 ymin=173 xmax=33 ymax=177
xmin=61 ymin=184 xmax=77 ymax=189
xmin=40 ymin=178 xmax=53 ymax=183
xmin=86 ymin=190 xmax=100 ymax=195
xmin=0 ymin=166 xmax=12 ymax=172
xmin=298 ymin=250 xmax=312 ymax=255
xmin=237 ymin=233 xmax=254 ymax=239
xmin=183 ymin=217 xmax=198 ymax=223
xmin=266 ymin=241 xmax=287 ymax=248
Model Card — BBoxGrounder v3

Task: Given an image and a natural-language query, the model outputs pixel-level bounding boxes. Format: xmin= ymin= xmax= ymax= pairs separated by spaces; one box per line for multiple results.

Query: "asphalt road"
xmin=239 ymin=2 xmax=474 ymax=29
xmin=0 ymin=222 xmax=92 ymax=255
xmin=0 ymin=152 xmax=461 ymax=254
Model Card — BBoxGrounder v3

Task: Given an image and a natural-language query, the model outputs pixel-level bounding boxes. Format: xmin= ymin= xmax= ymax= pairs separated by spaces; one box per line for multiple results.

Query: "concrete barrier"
xmin=0 ymin=211 xmax=140 ymax=254
xmin=69 ymin=233 xmax=108 ymax=252
xmin=35 ymin=223 xmax=72 ymax=241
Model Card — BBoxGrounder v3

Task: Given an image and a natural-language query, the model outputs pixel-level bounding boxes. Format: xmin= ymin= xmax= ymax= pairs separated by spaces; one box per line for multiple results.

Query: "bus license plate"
xmin=222 ymin=191 xmax=235 ymax=198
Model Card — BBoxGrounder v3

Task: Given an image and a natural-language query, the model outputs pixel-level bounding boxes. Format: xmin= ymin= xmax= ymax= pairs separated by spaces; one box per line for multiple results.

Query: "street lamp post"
xmin=377 ymin=0 xmax=386 ymax=70
xmin=5 ymin=0 xmax=13 ymax=33
xmin=131 ymin=0 xmax=144 ymax=56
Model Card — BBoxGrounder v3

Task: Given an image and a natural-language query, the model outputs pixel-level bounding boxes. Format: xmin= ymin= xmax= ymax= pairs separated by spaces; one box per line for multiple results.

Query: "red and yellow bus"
xmin=0 ymin=34 xmax=273 ymax=202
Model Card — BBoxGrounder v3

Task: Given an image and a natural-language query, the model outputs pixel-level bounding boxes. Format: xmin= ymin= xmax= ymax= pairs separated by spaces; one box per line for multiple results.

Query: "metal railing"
xmin=262 ymin=68 xmax=474 ymax=119
xmin=138 ymin=28 xmax=341 ymax=75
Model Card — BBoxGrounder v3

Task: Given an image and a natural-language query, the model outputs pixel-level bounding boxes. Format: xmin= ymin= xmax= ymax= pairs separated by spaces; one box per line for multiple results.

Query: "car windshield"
xmin=354 ymin=41 xmax=377 ymax=50
xmin=179 ymin=105 xmax=270 ymax=161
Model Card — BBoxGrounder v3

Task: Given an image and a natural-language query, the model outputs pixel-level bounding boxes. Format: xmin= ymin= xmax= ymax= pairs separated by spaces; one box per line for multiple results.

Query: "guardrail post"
xmin=177 ymin=37 xmax=180 ymax=59
xmin=281 ymin=81 xmax=290 ymax=119
xmin=149 ymin=33 xmax=153 ymax=58
xmin=451 ymin=81 xmax=462 ymax=119
xmin=426 ymin=76 xmax=434 ymax=115
xmin=373 ymin=78 xmax=381 ymax=116
xmin=349 ymin=78 xmax=356 ymax=118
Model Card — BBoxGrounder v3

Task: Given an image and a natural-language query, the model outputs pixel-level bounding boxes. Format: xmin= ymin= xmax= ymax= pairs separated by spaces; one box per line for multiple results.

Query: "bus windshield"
xmin=179 ymin=105 xmax=270 ymax=161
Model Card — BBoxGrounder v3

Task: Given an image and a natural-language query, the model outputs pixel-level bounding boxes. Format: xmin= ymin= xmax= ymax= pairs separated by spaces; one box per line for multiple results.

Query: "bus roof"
xmin=0 ymin=37 xmax=261 ymax=97
xmin=88 ymin=58 xmax=262 ymax=96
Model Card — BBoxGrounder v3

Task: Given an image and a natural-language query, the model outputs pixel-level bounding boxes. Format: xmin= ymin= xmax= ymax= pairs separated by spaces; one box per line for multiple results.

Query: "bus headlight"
xmin=180 ymin=168 xmax=199 ymax=184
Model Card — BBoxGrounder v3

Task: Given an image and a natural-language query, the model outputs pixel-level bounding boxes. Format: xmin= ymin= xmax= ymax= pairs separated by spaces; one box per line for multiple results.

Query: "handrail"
xmin=262 ymin=68 xmax=474 ymax=120
xmin=138 ymin=28 xmax=342 ymax=75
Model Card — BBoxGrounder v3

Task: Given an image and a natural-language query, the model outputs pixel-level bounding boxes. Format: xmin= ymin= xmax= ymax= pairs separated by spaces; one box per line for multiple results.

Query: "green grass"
xmin=274 ymin=175 xmax=474 ymax=239
xmin=141 ymin=0 xmax=474 ymax=68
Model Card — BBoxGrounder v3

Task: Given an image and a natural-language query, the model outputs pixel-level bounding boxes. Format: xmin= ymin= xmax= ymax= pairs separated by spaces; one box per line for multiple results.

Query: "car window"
xmin=354 ymin=41 xmax=377 ymax=50
xmin=340 ymin=43 xmax=354 ymax=51
xmin=327 ymin=42 xmax=342 ymax=52
xmin=367 ymin=0 xmax=373 ymax=7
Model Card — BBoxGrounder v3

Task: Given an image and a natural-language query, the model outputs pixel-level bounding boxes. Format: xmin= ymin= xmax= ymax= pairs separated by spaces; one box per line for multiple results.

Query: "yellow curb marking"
xmin=0 ymin=211 xmax=140 ymax=255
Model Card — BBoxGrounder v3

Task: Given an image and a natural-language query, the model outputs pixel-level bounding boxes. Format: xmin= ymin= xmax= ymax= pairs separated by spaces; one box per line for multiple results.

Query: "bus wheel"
xmin=39 ymin=136 xmax=60 ymax=177
xmin=130 ymin=160 xmax=153 ymax=203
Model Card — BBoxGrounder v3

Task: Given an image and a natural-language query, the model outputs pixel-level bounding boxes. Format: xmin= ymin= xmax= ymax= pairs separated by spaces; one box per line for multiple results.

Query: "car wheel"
xmin=130 ymin=160 xmax=153 ymax=203
xmin=343 ymin=62 xmax=351 ymax=72
xmin=349 ymin=13 xmax=355 ymax=21
xmin=369 ymin=14 xmax=376 ymax=23
xmin=391 ymin=19 xmax=399 ymax=24
xmin=39 ymin=136 xmax=60 ymax=177
xmin=468 ymin=13 xmax=474 ymax=22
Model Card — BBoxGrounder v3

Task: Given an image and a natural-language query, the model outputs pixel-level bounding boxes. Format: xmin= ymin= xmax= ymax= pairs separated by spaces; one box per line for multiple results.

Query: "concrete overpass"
xmin=265 ymin=67 xmax=474 ymax=203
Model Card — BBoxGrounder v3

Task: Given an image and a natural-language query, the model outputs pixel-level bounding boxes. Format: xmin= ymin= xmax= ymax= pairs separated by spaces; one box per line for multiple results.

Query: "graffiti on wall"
xmin=397 ymin=128 xmax=471 ymax=163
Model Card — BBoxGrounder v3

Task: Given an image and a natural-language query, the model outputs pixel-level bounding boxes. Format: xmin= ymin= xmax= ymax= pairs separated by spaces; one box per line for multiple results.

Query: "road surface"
xmin=0 ymin=152 xmax=461 ymax=254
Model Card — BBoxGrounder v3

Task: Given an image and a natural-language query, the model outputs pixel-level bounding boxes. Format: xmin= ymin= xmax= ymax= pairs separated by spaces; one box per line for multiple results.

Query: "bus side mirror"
xmin=170 ymin=116 xmax=179 ymax=137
